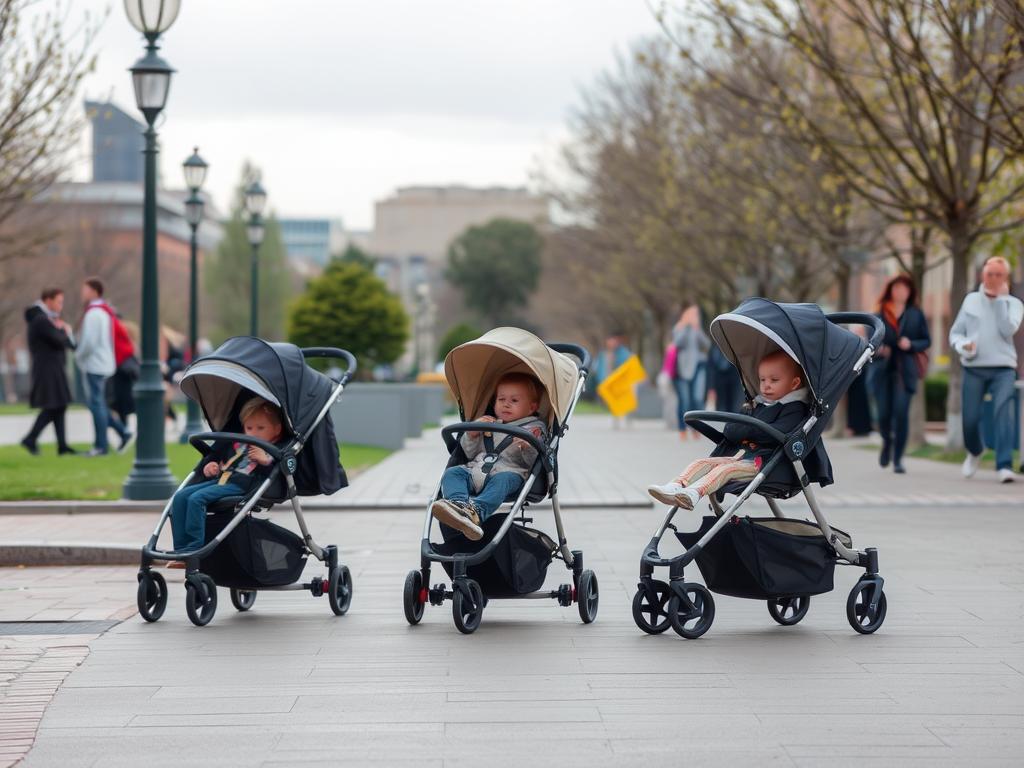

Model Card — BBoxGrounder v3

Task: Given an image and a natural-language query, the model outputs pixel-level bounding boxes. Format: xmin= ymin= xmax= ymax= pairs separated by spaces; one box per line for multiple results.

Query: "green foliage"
xmin=334 ymin=243 xmax=376 ymax=270
xmin=204 ymin=163 xmax=292 ymax=343
xmin=436 ymin=322 xmax=482 ymax=362
xmin=924 ymin=372 xmax=948 ymax=423
xmin=445 ymin=218 xmax=543 ymax=327
xmin=288 ymin=260 xmax=409 ymax=373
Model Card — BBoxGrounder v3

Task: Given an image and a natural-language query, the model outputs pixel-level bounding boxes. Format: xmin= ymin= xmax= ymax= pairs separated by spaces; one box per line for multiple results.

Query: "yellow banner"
xmin=596 ymin=355 xmax=647 ymax=417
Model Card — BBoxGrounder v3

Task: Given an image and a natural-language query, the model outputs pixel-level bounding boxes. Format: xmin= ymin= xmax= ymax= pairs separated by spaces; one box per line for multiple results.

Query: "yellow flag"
xmin=596 ymin=355 xmax=647 ymax=417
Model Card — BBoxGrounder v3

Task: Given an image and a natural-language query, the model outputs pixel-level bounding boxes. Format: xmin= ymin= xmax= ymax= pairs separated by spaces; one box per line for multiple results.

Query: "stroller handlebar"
xmin=300 ymin=347 xmax=357 ymax=383
xmin=441 ymin=421 xmax=549 ymax=458
xmin=189 ymin=431 xmax=285 ymax=462
xmin=825 ymin=312 xmax=885 ymax=350
xmin=548 ymin=342 xmax=591 ymax=375
xmin=683 ymin=410 xmax=788 ymax=446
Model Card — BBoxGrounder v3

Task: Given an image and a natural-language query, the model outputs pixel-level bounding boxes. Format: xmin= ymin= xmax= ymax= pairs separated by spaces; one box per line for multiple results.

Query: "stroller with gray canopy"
xmin=633 ymin=299 xmax=888 ymax=639
xmin=402 ymin=327 xmax=597 ymax=634
xmin=136 ymin=337 xmax=356 ymax=626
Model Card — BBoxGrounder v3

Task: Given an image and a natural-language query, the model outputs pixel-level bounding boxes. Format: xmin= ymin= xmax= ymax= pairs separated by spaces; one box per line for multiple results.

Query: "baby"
xmin=431 ymin=372 xmax=548 ymax=540
xmin=648 ymin=350 xmax=809 ymax=510
xmin=167 ymin=397 xmax=284 ymax=565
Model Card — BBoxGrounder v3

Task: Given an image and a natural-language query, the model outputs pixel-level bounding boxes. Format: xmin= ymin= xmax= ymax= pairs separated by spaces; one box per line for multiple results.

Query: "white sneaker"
xmin=648 ymin=482 xmax=686 ymax=506
xmin=962 ymin=453 xmax=981 ymax=478
xmin=674 ymin=487 xmax=702 ymax=511
xmin=997 ymin=468 xmax=1019 ymax=484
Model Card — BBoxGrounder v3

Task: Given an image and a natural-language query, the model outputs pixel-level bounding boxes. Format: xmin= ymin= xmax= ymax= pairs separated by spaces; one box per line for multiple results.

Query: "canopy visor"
xmin=179 ymin=360 xmax=284 ymax=432
xmin=709 ymin=314 xmax=817 ymax=402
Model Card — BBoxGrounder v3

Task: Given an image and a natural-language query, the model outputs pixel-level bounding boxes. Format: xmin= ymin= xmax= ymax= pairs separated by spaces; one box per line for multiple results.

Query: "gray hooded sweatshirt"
xmin=458 ymin=414 xmax=549 ymax=493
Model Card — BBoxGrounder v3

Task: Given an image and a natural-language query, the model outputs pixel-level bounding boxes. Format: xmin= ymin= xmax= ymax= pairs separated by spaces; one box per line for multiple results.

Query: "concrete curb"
xmin=0 ymin=500 xmax=164 ymax=515
xmin=0 ymin=542 xmax=139 ymax=567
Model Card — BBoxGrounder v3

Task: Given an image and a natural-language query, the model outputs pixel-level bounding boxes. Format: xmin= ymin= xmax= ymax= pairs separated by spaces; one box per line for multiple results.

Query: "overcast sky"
xmin=71 ymin=1 xmax=662 ymax=229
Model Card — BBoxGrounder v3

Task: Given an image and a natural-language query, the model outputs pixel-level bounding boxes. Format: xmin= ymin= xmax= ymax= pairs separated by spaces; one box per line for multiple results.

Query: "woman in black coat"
xmin=870 ymin=274 xmax=931 ymax=474
xmin=20 ymin=288 xmax=76 ymax=455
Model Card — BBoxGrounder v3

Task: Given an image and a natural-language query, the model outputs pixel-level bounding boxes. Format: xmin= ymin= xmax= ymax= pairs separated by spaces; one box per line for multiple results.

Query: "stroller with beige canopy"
xmin=402 ymin=327 xmax=597 ymax=634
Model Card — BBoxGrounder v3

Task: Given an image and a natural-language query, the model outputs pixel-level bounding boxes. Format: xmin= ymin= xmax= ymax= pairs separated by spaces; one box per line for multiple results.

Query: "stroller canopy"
xmin=180 ymin=337 xmax=346 ymax=496
xmin=710 ymin=299 xmax=867 ymax=409
xmin=445 ymin=327 xmax=579 ymax=426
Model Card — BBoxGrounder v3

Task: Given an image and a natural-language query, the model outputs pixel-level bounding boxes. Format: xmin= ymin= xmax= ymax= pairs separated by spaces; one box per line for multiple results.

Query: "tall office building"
xmin=85 ymin=101 xmax=145 ymax=183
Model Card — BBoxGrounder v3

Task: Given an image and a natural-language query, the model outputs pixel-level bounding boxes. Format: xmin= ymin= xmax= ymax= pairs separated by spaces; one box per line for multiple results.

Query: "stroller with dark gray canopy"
xmin=402 ymin=327 xmax=597 ymax=634
xmin=634 ymin=299 xmax=888 ymax=638
xmin=136 ymin=337 xmax=356 ymax=627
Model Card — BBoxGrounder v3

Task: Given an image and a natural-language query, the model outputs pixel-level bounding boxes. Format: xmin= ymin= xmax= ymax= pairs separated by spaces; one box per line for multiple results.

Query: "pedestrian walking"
xmin=669 ymin=305 xmax=710 ymax=440
xmin=593 ymin=332 xmax=632 ymax=429
xmin=107 ymin=318 xmax=139 ymax=428
xmin=706 ymin=344 xmax=744 ymax=414
xmin=75 ymin=277 xmax=133 ymax=456
xmin=871 ymin=274 xmax=931 ymax=474
xmin=19 ymin=288 xmax=76 ymax=456
xmin=950 ymin=256 xmax=1023 ymax=483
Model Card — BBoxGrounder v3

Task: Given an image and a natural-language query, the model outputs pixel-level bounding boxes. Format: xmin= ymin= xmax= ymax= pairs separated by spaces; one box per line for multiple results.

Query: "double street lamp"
xmin=123 ymin=0 xmax=180 ymax=500
xmin=244 ymin=180 xmax=267 ymax=337
xmin=180 ymin=147 xmax=208 ymax=443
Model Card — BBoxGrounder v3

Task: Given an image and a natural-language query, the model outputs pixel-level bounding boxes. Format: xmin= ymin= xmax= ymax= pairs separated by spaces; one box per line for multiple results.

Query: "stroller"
xmin=402 ymin=327 xmax=597 ymax=634
xmin=634 ymin=299 xmax=888 ymax=639
xmin=136 ymin=337 xmax=357 ymax=627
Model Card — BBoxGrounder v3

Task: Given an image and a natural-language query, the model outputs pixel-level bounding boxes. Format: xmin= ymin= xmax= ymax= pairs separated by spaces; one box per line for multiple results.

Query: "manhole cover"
xmin=0 ymin=621 xmax=118 ymax=635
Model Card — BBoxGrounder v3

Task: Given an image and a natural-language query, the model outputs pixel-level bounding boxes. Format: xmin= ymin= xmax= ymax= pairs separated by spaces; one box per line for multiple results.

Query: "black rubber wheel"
xmin=403 ymin=570 xmax=425 ymax=625
xmin=184 ymin=574 xmax=218 ymax=627
xmin=328 ymin=565 xmax=353 ymax=616
xmin=631 ymin=580 xmax=672 ymax=635
xmin=576 ymin=570 xmax=599 ymax=624
xmin=452 ymin=579 xmax=484 ymax=634
xmin=846 ymin=581 xmax=887 ymax=634
xmin=668 ymin=583 xmax=715 ymax=639
xmin=137 ymin=571 xmax=167 ymax=623
xmin=230 ymin=588 xmax=257 ymax=612
xmin=768 ymin=595 xmax=810 ymax=626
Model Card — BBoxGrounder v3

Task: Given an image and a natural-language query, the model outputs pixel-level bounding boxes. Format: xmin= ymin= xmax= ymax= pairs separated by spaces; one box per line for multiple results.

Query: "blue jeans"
xmin=85 ymin=372 xmax=127 ymax=452
xmin=674 ymin=364 xmax=706 ymax=431
xmin=873 ymin=371 xmax=911 ymax=464
xmin=170 ymin=479 xmax=245 ymax=552
xmin=962 ymin=367 xmax=1017 ymax=470
xmin=441 ymin=466 xmax=524 ymax=521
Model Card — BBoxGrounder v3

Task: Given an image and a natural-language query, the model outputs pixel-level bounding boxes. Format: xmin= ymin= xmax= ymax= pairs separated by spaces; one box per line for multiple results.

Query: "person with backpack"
xmin=75 ymin=277 xmax=134 ymax=456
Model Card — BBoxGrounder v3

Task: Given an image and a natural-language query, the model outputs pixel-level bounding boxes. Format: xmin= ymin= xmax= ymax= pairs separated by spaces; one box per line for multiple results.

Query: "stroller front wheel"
xmin=328 ymin=565 xmax=353 ymax=616
xmin=631 ymin=580 xmax=672 ymax=635
xmin=768 ymin=595 xmax=810 ymax=626
xmin=403 ymin=570 xmax=425 ymax=625
xmin=185 ymin=574 xmax=218 ymax=627
xmin=668 ymin=583 xmax=715 ymax=639
xmin=452 ymin=579 xmax=484 ymax=634
xmin=137 ymin=571 xmax=167 ymax=623
xmin=576 ymin=570 xmax=599 ymax=624
xmin=846 ymin=580 xmax=887 ymax=634
xmin=230 ymin=588 xmax=257 ymax=612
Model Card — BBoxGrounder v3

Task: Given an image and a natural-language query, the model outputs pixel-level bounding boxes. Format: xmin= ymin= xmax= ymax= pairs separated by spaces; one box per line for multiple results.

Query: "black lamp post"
xmin=123 ymin=0 xmax=180 ymax=500
xmin=244 ymin=180 xmax=267 ymax=337
xmin=180 ymin=147 xmax=208 ymax=443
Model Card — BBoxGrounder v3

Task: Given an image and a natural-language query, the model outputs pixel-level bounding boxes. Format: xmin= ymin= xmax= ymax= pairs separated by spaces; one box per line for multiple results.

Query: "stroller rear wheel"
xmin=137 ymin=570 xmax=167 ymax=623
xmin=668 ymin=583 xmax=715 ymax=639
xmin=631 ymin=579 xmax=672 ymax=634
xmin=328 ymin=565 xmax=353 ymax=616
xmin=577 ymin=570 xmax=599 ymax=624
xmin=452 ymin=578 xmax=484 ymax=634
xmin=185 ymin=574 xmax=218 ymax=627
xmin=230 ymin=588 xmax=257 ymax=612
xmin=846 ymin=579 xmax=887 ymax=634
xmin=403 ymin=570 xmax=425 ymax=625
xmin=768 ymin=595 xmax=810 ymax=626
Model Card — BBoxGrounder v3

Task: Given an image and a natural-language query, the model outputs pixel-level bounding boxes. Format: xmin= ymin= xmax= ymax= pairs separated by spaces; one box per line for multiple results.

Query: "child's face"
xmin=757 ymin=358 xmax=802 ymax=401
xmin=243 ymin=411 xmax=282 ymax=443
xmin=493 ymin=382 xmax=538 ymax=422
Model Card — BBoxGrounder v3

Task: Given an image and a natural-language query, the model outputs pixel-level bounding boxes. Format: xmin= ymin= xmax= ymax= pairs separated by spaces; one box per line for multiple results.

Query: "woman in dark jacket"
xmin=20 ymin=288 xmax=76 ymax=455
xmin=871 ymin=274 xmax=931 ymax=474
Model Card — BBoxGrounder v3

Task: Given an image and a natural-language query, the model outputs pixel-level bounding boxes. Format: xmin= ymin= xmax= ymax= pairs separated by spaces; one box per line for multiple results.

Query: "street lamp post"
xmin=180 ymin=147 xmax=208 ymax=443
xmin=123 ymin=0 xmax=180 ymax=500
xmin=244 ymin=180 xmax=267 ymax=337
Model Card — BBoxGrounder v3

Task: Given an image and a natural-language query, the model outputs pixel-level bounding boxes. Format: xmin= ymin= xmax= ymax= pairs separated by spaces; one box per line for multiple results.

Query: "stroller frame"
xmin=636 ymin=311 xmax=888 ymax=639
xmin=136 ymin=346 xmax=357 ymax=626
xmin=404 ymin=343 xmax=598 ymax=634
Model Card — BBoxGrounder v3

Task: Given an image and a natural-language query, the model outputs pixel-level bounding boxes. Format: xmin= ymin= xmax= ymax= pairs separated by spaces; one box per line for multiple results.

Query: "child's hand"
xmin=469 ymin=415 xmax=497 ymax=438
xmin=202 ymin=461 xmax=220 ymax=478
xmin=247 ymin=445 xmax=272 ymax=466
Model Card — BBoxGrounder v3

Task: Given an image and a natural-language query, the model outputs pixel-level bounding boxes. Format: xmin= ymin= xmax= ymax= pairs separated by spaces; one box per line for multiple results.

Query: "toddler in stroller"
xmin=136 ymin=337 xmax=357 ymax=627
xmin=403 ymin=327 xmax=599 ymax=634
xmin=634 ymin=299 xmax=889 ymax=639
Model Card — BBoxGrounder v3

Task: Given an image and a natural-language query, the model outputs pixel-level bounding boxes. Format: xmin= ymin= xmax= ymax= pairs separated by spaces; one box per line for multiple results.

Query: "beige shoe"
xmin=431 ymin=499 xmax=484 ymax=540
xmin=674 ymin=487 xmax=702 ymax=511
xmin=648 ymin=482 xmax=686 ymax=506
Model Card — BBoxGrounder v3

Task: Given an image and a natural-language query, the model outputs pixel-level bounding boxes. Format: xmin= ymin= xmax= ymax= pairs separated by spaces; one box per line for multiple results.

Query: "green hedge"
xmin=924 ymin=372 xmax=948 ymax=422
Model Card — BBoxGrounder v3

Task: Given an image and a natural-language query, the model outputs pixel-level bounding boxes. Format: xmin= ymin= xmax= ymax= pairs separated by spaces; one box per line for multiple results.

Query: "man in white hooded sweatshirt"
xmin=949 ymin=257 xmax=1023 ymax=483
xmin=75 ymin=278 xmax=132 ymax=456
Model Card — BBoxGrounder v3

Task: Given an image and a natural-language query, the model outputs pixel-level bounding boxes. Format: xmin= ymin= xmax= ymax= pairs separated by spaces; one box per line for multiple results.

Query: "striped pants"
xmin=675 ymin=451 xmax=759 ymax=498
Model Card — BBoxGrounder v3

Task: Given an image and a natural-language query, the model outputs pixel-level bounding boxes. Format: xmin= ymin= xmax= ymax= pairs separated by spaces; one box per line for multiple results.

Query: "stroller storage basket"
xmin=437 ymin=513 xmax=556 ymax=598
xmin=677 ymin=516 xmax=840 ymax=600
xmin=201 ymin=514 xmax=307 ymax=590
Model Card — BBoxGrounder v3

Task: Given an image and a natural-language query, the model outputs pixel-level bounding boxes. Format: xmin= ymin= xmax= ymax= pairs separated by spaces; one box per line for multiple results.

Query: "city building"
xmin=85 ymin=100 xmax=145 ymax=184
xmin=278 ymin=217 xmax=347 ymax=270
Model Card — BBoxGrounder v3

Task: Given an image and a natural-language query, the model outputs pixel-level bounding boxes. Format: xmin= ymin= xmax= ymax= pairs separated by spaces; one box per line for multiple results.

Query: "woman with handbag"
xmin=871 ymin=274 xmax=931 ymax=474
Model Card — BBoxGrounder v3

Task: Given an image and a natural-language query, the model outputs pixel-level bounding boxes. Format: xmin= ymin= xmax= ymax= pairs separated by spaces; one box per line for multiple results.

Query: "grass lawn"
xmin=0 ymin=403 xmax=84 ymax=416
xmin=859 ymin=442 xmax=1019 ymax=471
xmin=0 ymin=442 xmax=392 ymax=501
xmin=572 ymin=400 xmax=609 ymax=415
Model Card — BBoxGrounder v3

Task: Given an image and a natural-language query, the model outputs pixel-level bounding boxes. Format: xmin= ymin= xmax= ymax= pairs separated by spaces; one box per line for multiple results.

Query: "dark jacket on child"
xmin=199 ymin=440 xmax=279 ymax=495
